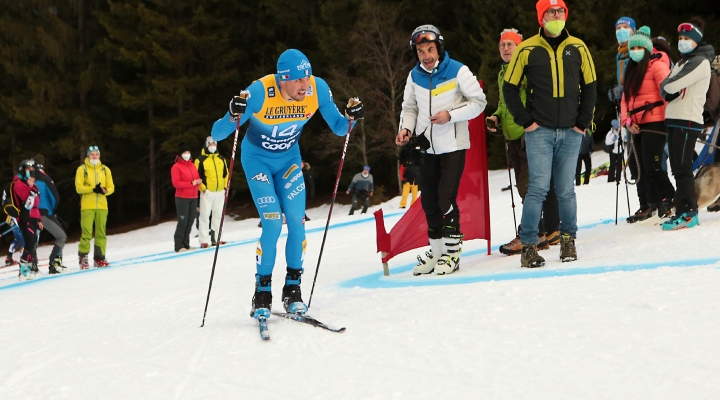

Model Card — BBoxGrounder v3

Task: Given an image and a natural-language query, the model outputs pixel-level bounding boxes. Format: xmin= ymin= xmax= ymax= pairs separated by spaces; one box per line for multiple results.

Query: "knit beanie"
xmin=678 ymin=22 xmax=703 ymax=45
xmin=499 ymin=28 xmax=523 ymax=45
xmin=628 ymin=26 xmax=653 ymax=54
xmin=276 ymin=49 xmax=312 ymax=81
xmin=615 ymin=16 xmax=636 ymax=31
xmin=87 ymin=146 xmax=100 ymax=157
xmin=205 ymin=136 xmax=216 ymax=147
xmin=536 ymin=0 xmax=567 ymax=26
xmin=178 ymin=142 xmax=191 ymax=155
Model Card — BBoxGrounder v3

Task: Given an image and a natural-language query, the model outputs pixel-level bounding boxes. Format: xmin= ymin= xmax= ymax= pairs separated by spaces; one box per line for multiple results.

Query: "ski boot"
xmin=5 ymin=255 xmax=15 ymax=266
xmin=413 ymin=238 xmax=442 ymax=276
xmin=94 ymin=259 xmax=111 ymax=268
xmin=49 ymin=257 xmax=68 ymax=274
xmin=18 ymin=261 xmax=31 ymax=281
xmin=435 ymin=228 xmax=463 ymax=275
xmin=79 ymin=255 xmax=90 ymax=270
xmin=250 ymin=275 xmax=272 ymax=319
xmin=661 ymin=210 xmax=699 ymax=231
xmin=282 ymin=268 xmax=308 ymax=315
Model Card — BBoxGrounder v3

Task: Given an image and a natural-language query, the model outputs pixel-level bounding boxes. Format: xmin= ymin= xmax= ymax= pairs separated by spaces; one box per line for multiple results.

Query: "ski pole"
xmin=504 ymin=140 xmax=518 ymax=236
xmin=201 ymin=91 xmax=248 ymax=328
xmin=307 ymin=119 xmax=353 ymax=309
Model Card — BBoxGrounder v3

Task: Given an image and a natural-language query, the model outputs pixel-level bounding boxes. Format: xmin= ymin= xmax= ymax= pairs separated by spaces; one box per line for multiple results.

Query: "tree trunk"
xmin=149 ymin=105 xmax=159 ymax=224
xmin=78 ymin=0 xmax=87 ymax=162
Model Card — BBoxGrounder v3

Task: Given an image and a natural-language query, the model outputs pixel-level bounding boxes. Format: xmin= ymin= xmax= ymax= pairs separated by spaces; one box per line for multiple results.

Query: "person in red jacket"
xmin=621 ymin=26 xmax=676 ymax=223
xmin=171 ymin=142 xmax=202 ymax=252
xmin=12 ymin=160 xmax=43 ymax=280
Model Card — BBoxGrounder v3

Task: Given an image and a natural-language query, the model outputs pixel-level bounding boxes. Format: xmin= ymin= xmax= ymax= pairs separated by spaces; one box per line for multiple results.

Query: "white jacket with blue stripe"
xmin=399 ymin=52 xmax=486 ymax=155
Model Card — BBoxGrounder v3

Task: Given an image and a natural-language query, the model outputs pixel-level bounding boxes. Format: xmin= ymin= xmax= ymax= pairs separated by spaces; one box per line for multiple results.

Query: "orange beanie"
xmin=536 ymin=0 xmax=568 ymax=26
xmin=499 ymin=29 xmax=523 ymax=45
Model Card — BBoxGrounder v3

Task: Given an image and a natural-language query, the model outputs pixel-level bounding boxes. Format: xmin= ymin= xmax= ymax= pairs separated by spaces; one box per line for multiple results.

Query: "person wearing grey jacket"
xmin=660 ymin=17 xmax=715 ymax=230
xmin=346 ymin=166 xmax=374 ymax=215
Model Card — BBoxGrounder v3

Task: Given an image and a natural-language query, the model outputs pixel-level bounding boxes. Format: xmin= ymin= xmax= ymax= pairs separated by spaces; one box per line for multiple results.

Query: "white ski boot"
xmin=435 ymin=232 xmax=463 ymax=275
xmin=413 ymin=238 xmax=443 ymax=276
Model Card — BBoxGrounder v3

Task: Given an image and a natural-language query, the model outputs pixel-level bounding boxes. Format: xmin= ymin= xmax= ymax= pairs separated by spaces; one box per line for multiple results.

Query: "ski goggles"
xmin=87 ymin=145 xmax=100 ymax=153
xmin=410 ymin=31 xmax=440 ymax=46
xmin=677 ymin=23 xmax=701 ymax=35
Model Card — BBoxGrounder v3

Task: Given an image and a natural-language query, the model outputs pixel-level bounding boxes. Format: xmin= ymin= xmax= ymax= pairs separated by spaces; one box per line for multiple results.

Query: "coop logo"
xmin=263 ymin=212 xmax=280 ymax=220
xmin=251 ymin=172 xmax=270 ymax=185
xmin=284 ymin=171 xmax=303 ymax=189
xmin=257 ymin=196 xmax=276 ymax=205
xmin=297 ymin=59 xmax=311 ymax=71
xmin=287 ymin=182 xmax=305 ymax=200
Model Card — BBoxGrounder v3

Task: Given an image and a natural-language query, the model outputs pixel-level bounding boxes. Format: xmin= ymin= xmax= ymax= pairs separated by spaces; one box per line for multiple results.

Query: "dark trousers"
xmin=635 ymin=123 xmax=676 ymax=208
xmin=420 ymin=150 xmax=465 ymax=238
xmin=41 ymin=214 xmax=67 ymax=261
xmin=349 ymin=192 xmax=370 ymax=215
xmin=608 ymin=152 xmax=623 ymax=182
xmin=668 ymin=123 xmax=702 ymax=214
xmin=20 ymin=217 xmax=39 ymax=263
xmin=575 ymin=153 xmax=592 ymax=185
xmin=174 ymin=197 xmax=198 ymax=251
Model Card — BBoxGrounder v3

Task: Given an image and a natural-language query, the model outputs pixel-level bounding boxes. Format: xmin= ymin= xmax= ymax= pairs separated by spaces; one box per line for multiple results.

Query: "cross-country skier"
xmin=211 ymin=49 xmax=364 ymax=320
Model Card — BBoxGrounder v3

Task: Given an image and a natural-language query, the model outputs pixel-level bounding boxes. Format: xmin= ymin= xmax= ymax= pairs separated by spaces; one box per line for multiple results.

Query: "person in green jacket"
xmin=75 ymin=146 xmax=114 ymax=269
xmin=487 ymin=28 xmax=560 ymax=256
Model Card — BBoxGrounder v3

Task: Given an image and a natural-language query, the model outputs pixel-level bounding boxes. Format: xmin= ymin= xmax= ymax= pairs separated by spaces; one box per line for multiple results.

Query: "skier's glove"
xmin=345 ymin=97 xmax=364 ymax=120
xmin=663 ymin=91 xmax=680 ymax=102
xmin=93 ymin=183 xmax=104 ymax=194
xmin=229 ymin=90 xmax=250 ymax=120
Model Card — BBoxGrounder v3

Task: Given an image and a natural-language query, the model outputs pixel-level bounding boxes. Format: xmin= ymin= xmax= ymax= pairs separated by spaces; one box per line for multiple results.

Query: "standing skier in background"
xmin=211 ymin=49 xmax=363 ymax=320
xmin=396 ymin=24 xmax=487 ymax=276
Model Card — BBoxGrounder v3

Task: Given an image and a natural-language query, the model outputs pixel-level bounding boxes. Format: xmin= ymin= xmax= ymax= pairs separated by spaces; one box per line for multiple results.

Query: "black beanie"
xmin=178 ymin=142 xmax=191 ymax=155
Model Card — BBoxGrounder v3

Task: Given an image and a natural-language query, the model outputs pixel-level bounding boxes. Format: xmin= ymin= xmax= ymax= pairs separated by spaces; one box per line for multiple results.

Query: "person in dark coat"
xmin=576 ymin=132 xmax=593 ymax=185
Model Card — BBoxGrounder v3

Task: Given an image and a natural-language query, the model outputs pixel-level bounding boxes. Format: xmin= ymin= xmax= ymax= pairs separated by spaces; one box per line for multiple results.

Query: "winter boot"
xmin=413 ymin=238 xmax=443 ymax=276
xmin=435 ymin=230 xmax=463 ymax=275
xmin=545 ymin=230 xmax=561 ymax=246
xmin=282 ymin=268 xmax=307 ymax=314
xmin=626 ymin=206 xmax=655 ymax=223
xmin=5 ymin=255 xmax=15 ymax=266
xmin=537 ymin=233 xmax=550 ymax=250
xmin=94 ymin=259 xmax=111 ymax=268
xmin=250 ymin=274 xmax=272 ymax=319
xmin=48 ymin=257 xmax=68 ymax=274
xmin=520 ymin=244 xmax=545 ymax=268
xmin=661 ymin=210 xmax=699 ymax=231
xmin=499 ymin=235 xmax=522 ymax=256
xmin=559 ymin=233 xmax=578 ymax=262
xmin=79 ymin=255 xmax=90 ymax=270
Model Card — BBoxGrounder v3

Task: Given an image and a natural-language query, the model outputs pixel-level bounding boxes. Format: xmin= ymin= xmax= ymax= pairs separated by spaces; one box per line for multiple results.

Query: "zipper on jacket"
xmin=95 ymin=166 xmax=99 ymax=209
xmin=211 ymin=155 xmax=220 ymax=191
xmin=554 ymin=45 xmax=561 ymax=129
xmin=428 ymin=69 xmax=435 ymax=153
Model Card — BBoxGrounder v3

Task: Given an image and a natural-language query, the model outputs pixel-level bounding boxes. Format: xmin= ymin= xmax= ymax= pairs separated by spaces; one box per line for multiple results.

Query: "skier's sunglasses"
xmin=677 ymin=23 xmax=701 ymax=35
xmin=410 ymin=31 xmax=439 ymax=46
xmin=88 ymin=145 xmax=99 ymax=153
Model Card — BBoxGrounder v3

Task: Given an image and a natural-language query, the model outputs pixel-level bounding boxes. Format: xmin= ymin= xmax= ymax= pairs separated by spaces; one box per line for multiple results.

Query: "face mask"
xmin=89 ymin=159 xmax=100 ymax=166
xmin=182 ymin=154 xmax=191 ymax=161
xmin=678 ymin=39 xmax=695 ymax=54
xmin=207 ymin=146 xmax=217 ymax=153
xmin=544 ymin=19 xmax=565 ymax=36
xmin=629 ymin=49 xmax=646 ymax=63
xmin=616 ymin=28 xmax=631 ymax=44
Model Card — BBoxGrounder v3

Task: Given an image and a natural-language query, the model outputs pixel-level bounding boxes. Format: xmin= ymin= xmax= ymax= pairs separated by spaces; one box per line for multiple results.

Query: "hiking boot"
xmin=94 ymin=259 xmax=111 ymax=268
xmin=250 ymin=275 xmax=272 ymax=319
xmin=435 ymin=231 xmax=463 ymax=275
xmin=413 ymin=238 xmax=442 ymax=276
xmin=559 ymin=234 xmax=578 ymax=262
xmin=626 ymin=206 xmax=654 ymax=223
xmin=282 ymin=268 xmax=307 ymax=314
xmin=537 ymin=233 xmax=550 ymax=250
xmin=79 ymin=255 xmax=90 ymax=270
xmin=661 ymin=210 xmax=699 ymax=231
xmin=545 ymin=230 xmax=561 ymax=246
xmin=48 ymin=257 xmax=68 ymax=274
xmin=499 ymin=236 xmax=522 ymax=256
xmin=521 ymin=244 xmax=545 ymax=268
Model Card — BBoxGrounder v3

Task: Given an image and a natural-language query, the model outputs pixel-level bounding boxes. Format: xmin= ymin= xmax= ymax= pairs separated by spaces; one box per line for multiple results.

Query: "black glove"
xmin=345 ymin=97 xmax=364 ymax=120
xmin=229 ymin=91 xmax=249 ymax=117
xmin=93 ymin=183 xmax=104 ymax=194
xmin=663 ymin=91 xmax=680 ymax=102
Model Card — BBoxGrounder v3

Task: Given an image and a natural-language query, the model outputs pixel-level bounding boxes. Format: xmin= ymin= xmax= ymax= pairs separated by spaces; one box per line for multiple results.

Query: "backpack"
xmin=704 ymin=61 xmax=720 ymax=122
xmin=2 ymin=182 xmax=20 ymax=218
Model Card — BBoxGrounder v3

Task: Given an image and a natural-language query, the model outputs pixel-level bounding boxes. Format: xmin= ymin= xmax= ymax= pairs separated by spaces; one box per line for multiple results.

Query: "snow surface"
xmin=2 ymin=151 xmax=720 ymax=399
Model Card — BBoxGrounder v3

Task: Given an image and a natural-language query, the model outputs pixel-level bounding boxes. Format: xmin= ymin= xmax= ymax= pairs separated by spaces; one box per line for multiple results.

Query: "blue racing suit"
xmin=211 ymin=74 xmax=353 ymax=276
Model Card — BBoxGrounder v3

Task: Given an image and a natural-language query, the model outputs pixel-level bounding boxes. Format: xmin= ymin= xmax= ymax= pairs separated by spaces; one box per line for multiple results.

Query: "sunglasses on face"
xmin=411 ymin=31 xmax=439 ymax=45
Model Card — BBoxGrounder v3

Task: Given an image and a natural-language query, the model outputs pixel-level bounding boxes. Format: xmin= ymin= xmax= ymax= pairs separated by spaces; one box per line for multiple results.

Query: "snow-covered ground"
xmin=2 ymin=151 xmax=720 ymax=399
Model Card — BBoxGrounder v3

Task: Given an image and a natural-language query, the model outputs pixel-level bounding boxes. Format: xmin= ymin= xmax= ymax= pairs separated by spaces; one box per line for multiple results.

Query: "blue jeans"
xmin=520 ymin=127 xmax=583 ymax=244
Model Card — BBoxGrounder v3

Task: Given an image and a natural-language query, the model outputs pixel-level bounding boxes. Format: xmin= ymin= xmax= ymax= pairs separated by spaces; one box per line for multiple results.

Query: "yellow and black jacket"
xmin=194 ymin=149 xmax=228 ymax=192
xmin=503 ymin=29 xmax=597 ymax=131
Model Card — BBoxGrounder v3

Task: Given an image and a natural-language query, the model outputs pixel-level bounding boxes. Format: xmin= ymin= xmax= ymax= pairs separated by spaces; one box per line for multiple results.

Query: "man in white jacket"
xmin=396 ymin=24 xmax=486 ymax=276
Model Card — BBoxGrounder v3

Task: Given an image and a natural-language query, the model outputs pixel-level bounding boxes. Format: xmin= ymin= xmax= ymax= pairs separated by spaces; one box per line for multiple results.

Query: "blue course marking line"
xmin=0 ymin=211 xmax=403 ymax=291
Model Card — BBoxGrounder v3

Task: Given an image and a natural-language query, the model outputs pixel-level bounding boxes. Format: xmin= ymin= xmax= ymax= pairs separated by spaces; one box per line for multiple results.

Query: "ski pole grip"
xmin=238 ymin=90 xmax=249 ymax=100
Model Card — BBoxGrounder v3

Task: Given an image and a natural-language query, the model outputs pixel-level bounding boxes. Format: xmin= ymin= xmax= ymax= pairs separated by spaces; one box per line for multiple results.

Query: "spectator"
xmin=502 ymin=0 xmax=597 ymax=267
xmin=302 ymin=160 xmax=314 ymax=220
xmin=604 ymin=119 xmax=626 ymax=182
xmin=622 ymin=26 xmax=675 ymax=223
xmin=75 ymin=146 xmax=114 ymax=269
xmin=171 ymin=142 xmax=201 ymax=252
xmin=398 ymin=161 xmax=420 ymax=209
xmin=33 ymin=154 xmax=68 ymax=273
xmin=195 ymin=136 xmax=228 ymax=248
xmin=395 ymin=24 xmax=486 ymax=275
xmin=346 ymin=165 xmax=374 ymax=215
xmin=576 ymin=130 xmax=594 ymax=186
xmin=660 ymin=17 xmax=715 ymax=230
xmin=4 ymin=217 xmax=24 ymax=266
xmin=487 ymin=28 xmax=560 ymax=256
xmin=12 ymin=160 xmax=42 ymax=280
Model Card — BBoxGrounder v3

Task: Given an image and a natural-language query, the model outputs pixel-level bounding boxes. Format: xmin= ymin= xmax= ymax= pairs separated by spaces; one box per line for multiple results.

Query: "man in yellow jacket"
xmin=75 ymin=146 xmax=114 ymax=269
xmin=195 ymin=136 xmax=228 ymax=248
